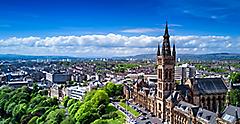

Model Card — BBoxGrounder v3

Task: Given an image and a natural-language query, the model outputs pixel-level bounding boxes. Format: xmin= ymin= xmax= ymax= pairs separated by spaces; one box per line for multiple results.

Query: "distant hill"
xmin=0 ymin=54 xmax=77 ymax=60
xmin=0 ymin=53 xmax=239 ymax=61
xmin=113 ymin=53 xmax=240 ymax=61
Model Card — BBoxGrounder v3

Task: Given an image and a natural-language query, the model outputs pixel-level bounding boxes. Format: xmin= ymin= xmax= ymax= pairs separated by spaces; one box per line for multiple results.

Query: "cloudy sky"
xmin=0 ymin=0 xmax=239 ymax=57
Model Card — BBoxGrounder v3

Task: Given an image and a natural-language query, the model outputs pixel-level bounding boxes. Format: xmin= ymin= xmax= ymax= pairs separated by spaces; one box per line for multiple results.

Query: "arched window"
xmin=202 ymin=97 xmax=205 ymax=107
xmin=212 ymin=97 xmax=216 ymax=112
xmin=159 ymin=103 xmax=161 ymax=111
xmin=169 ymin=83 xmax=172 ymax=91
xmin=159 ymin=69 xmax=162 ymax=80
xmin=169 ymin=69 xmax=172 ymax=81
xmin=207 ymin=97 xmax=211 ymax=110
xmin=165 ymin=69 xmax=168 ymax=80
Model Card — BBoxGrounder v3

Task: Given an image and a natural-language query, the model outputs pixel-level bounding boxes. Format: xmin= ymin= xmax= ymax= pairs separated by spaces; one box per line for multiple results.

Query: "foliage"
xmin=46 ymin=109 xmax=66 ymax=124
xmin=114 ymin=63 xmax=139 ymax=73
xmin=60 ymin=116 xmax=75 ymax=124
xmin=67 ymin=98 xmax=77 ymax=107
xmin=103 ymin=82 xmax=123 ymax=97
xmin=195 ymin=64 xmax=226 ymax=73
xmin=0 ymin=86 xmax=63 ymax=124
xmin=91 ymin=104 xmax=126 ymax=124
xmin=229 ymin=72 xmax=240 ymax=84
xmin=229 ymin=89 xmax=240 ymax=105
xmin=119 ymin=102 xmax=140 ymax=117
xmin=0 ymin=80 xmax=125 ymax=124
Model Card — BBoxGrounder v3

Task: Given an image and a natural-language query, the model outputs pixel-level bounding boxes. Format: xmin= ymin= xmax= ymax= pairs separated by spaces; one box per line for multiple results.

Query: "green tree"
xmin=60 ymin=117 xmax=75 ymax=124
xmin=91 ymin=90 xmax=109 ymax=107
xmin=91 ymin=119 xmax=108 ymax=124
xmin=46 ymin=109 xmax=66 ymax=124
xmin=104 ymin=82 xmax=116 ymax=97
xmin=12 ymin=103 xmax=27 ymax=121
xmin=67 ymin=98 xmax=77 ymax=107
xmin=68 ymin=101 xmax=82 ymax=117
xmin=230 ymin=72 xmax=240 ymax=84
xmin=229 ymin=89 xmax=240 ymax=105
xmin=62 ymin=96 xmax=70 ymax=107
xmin=27 ymin=116 xmax=38 ymax=124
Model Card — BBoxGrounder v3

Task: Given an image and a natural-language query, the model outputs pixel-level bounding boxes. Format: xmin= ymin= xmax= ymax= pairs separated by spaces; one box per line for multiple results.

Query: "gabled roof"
xmin=175 ymin=101 xmax=199 ymax=116
xmin=194 ymin=78 xmax=227 ymax=95
xmin=221 ymin=105 xmax=240 ymax=123
xmin=175 ymin=101 xmax=217 ymax=123
xmin=166 ymin=91 xmax=181 ymax=105
xmin=196 ymin=108 xmax=217 ymax=124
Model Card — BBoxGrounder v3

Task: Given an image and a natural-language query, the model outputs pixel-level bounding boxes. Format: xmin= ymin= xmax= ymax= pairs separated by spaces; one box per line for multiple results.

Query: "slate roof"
xmin=221 ymin=105 xmax=240 ymax=123
xmin=176 ymin=84 xmax=192 ymax=101
xmin=166 ymin=91 xmax=181 ymax=104
xmin=175 ymin=101 xmax=199 ymax=116
xmin=196 ymin=108 xmax=217 ymax=124
xmin=193 ymin=78 xmax=227 ymax=95
xmin=175 ymin=101 xmax=217 ymax=124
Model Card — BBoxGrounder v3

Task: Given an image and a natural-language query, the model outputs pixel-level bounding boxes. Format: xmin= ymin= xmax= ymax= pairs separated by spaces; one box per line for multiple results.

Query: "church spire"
xmin=157 ymin=42 xmax=161 ymax=56
xmin=162 ymin=21 xmax=171 ymax=56
xmin=164 ymin=21 xmax=170 ymax=38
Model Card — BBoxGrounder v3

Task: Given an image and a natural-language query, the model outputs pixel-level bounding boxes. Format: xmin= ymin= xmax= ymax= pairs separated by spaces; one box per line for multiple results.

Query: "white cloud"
xmin=210 ymin=15 xmax=217 ymax=19
xmin=0 ymin=34 xmax=236 ymax=57
xmin=121 ymin=28 xmax=162 ymax=33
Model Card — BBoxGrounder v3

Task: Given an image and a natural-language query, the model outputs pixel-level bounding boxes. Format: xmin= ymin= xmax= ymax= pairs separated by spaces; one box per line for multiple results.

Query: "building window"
xmin=165 ymin=69 xmax=168 ymax=80
xmin=169 ymin=69 xmax=172 ymax=81
xmin=159 ymin=69 xmax=162 ymax=80
xmin=160 ymin=83 xmax=162 ymax=90
xmin=159 ymin=103 xmax=161 ymax=111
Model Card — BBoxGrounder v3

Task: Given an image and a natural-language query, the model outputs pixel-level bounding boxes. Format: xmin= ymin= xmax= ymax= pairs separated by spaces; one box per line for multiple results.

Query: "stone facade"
xmin=123 ymin=22 xmax=238 ymax=124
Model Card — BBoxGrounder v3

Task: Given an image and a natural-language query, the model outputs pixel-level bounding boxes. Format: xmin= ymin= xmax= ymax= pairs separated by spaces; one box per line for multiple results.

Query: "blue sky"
xmin=0 ymin=0 xmax=239 ymax=57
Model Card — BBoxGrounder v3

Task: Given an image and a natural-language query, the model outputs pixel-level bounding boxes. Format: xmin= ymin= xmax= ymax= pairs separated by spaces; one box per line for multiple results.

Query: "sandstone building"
xmin=124 ymin=22 xmax=240 ymax=124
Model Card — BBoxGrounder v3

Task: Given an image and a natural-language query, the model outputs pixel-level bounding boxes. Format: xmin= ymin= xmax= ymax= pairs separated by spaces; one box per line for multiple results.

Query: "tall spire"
xmin=157 ymin=42 xmax=161 ymax=56
xmin=162 ymin=21 xmax=171 ymax=56
xmin=164 ymin=21 xmax=170 ymax=38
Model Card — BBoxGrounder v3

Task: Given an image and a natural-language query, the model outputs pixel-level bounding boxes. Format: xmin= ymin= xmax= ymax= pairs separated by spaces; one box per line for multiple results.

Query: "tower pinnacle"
xmin=162 ymin=21 xmax=171 ymax=56
xmin=157 ymin=42 xmax=161 ymax=56
xmin=164 ymin=21 xmax=170 ymax=38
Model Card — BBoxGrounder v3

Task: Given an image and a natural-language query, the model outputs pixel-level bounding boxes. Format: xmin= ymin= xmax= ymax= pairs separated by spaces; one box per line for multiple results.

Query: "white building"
xmin=66 ymin=86 xmax=89 ymax=100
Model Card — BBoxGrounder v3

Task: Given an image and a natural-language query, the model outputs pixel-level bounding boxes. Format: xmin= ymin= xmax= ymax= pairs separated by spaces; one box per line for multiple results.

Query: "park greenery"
xmin=114 ymin=63 xmax=139 ymax=73
xmin=229 ymin=89 xmax=240 ymax=106
xmin=119 ymin=102 xmax=140 ymax=117
xmin=229 ymin=72 xmax=240 ymax=84
xmin=0 ymin=82 xmax=125 ymax=124
xmin=195 ymin=64 xmax=226 ymax=73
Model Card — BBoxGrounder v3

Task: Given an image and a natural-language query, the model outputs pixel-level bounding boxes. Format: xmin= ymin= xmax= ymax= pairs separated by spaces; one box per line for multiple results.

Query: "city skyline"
xmin=0 ymin=0 xmax=239 ymax=57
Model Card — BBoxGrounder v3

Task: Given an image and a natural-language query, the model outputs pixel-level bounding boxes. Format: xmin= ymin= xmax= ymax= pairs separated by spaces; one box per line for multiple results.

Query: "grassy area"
xmin=119 ymin=102 xmax=141 ymax=117
xmin=105 ymin=104 xmax=126 ymax=124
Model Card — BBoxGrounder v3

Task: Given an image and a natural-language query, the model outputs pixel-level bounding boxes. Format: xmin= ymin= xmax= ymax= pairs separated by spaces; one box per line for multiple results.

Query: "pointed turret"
xmin=162 ymin=21 xmax=171 ymax=56
xmin=172 ymin=41 xmax=176 ymax=60
xmin=157 ymin=42 xmax=161 ymax=56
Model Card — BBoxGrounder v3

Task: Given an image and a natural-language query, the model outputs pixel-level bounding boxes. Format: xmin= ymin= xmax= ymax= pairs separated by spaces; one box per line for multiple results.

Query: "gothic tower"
xmin=156 ymin=21 xmax=176 ymax=122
